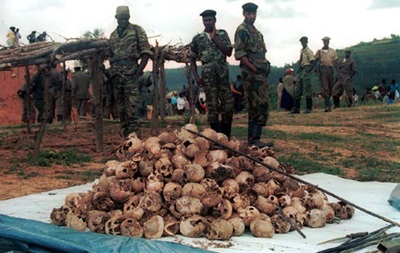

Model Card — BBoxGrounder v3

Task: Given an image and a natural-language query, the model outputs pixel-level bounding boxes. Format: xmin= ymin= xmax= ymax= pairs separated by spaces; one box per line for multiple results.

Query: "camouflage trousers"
xmin=202 ymin=62 xmax=234 ymax=124
xmin=113 ymin=74 xmax=139 ymax=138
xmin=242 ymin=68 xmax=270 ymax=126
xmin=332 ymin=74 xmax=353 ymax=98
xmin=295 ymin=65 xmax=313 ymax=99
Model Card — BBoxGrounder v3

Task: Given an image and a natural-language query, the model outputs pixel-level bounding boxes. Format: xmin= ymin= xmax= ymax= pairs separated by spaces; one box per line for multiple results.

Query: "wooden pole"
xmin=159 ymin=61 xmax=166 ymax=120
xmin=185 ymin=63 xmax=195 ymax=117
xmin=61 ymin=63 xmax=66 ymax=129
xmin=34 ymin=66 xmax=51 ymax=156
xmin=151 ymin=41 xmax=160 ymax=135
xmin=89 ymin=57 xmax=103 ymax=152
xmin=24 ymin=66 xmax=32 ymax=134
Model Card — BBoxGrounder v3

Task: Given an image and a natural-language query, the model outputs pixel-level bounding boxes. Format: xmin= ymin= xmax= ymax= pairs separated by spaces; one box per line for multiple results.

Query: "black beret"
xmin=299 ymin=36 xmax=308 ymax=42
xmin=200 ymin=9 xmax=216 ymax=17
xmin=242 ymin=2 xmax=258 ymax=12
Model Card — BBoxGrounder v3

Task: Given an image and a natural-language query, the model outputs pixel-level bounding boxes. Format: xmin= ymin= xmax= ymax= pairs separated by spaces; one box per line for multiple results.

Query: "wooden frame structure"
xmin=0 ymin=39 xmax=194 ymax=155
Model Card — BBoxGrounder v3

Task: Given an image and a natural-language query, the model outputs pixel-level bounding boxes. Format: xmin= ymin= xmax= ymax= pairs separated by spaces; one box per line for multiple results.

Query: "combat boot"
xmin=290 ymin=99 xmax=301 ymax=114
xmin=304 ymin=97 xmax=312 ymax=114
xmin=209 ymin=122 xmax=220 ymax=133
xmin=220 ymin=121 xmax=232 ymax=140
xmin=248 ymin=122 xmax=274 ymax=148
xmin=333 ymin=96 xmax=340 ymax=109
xmin=324 ymin=97 xmax=331 ymax=112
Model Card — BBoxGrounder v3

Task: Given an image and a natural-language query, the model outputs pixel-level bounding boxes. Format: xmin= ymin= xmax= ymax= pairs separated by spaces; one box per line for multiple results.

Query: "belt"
xmin=112 ymin=60 xmax=137 ymax=65
xmin=248 ymin=53 xmax=266 ymax=59
xmin=320 ymin=65 xmax=333 ymax=68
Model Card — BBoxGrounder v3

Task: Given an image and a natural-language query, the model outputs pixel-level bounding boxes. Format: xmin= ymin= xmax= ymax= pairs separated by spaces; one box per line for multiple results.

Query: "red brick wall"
xmin=0 ymin=66 xmax=36 ymax=125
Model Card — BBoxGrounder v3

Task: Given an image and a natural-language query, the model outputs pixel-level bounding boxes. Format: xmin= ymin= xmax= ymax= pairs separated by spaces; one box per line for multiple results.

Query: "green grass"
xmin=278 ymin=153 xmax=344 ymax=177
xmin=13 ymin=148 xmax=92 ymax=167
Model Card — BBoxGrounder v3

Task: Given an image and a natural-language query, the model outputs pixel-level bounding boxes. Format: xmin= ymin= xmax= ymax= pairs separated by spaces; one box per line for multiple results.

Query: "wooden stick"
xmin=185 ymin=129 xmax=400 ymax=228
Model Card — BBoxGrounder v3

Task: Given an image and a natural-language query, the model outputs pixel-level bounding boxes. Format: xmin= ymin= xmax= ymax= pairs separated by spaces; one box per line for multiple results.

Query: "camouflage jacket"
xmin=234 ymin=22 xmax=269 ymax=71
xmin=189 ymin=29 xmax=232 ymax=65
xmin=109 ymin=23 xmax=152 ymax=62
xmin=337 ymin=57 xmax=357 ymax=76
xmin=109 ymin=23 xmax=153 ymax=76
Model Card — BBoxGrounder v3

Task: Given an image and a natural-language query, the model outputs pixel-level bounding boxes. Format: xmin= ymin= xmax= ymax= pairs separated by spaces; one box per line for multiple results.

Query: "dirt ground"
xmin=0 ymin=105 xmax=398 ymax=200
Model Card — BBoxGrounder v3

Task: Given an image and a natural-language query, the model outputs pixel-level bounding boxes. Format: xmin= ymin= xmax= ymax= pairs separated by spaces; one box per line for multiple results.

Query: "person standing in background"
xmin=332 ymin=48 xmax=357 ymax=108
xmin=190 ymin=9 xmax=234 ymax=139
xmin=291 ymin=36 xmax=315 ymax=114
xmin=109 ymin=5 xmax=152 ymax=138
xmin=315 ymin=36 xmax=338 ymax=112
xmin=71 ymin=66 xmax=91 ymax=117
xmin=234 ymin=2 xmax=273 ymax=147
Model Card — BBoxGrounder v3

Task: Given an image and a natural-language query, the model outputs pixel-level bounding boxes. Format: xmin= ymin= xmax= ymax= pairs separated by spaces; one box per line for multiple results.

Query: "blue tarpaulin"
xmin=0 ymin=214 xmax=211 ymax=253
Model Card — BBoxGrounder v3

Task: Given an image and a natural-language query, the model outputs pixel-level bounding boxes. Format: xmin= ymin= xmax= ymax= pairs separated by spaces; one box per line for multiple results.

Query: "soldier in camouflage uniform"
xmin=109 ymin=6 xmax=153 ymax=138
xmin=17 ymin=78 xmax=36 ymax=124
xmin=190 ymin=9 xmax=234 ymax=139
xmin=234 ymin=3 xmax=273 ymax=147
xmin=291 ymin=36 xmax=316 ymax=114
xmin=332 ymin=48 xmax=357 ymax=108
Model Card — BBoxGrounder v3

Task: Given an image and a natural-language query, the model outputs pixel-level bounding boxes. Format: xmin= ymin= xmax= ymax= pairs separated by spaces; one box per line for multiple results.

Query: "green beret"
xmin=299 ymin=36 xmax=308 ymax=42
xmin=115 ymin=6 xmax=130 ymax=18
xmin=242 ymin=2 xmax=258 ymax=12
xmin=344 ymin=47 xmax=352 ymax=52
xmin=322 ymin=36 xmax=331 ymax=40
xmin=200 ymin=9 xmax=216 ymax=17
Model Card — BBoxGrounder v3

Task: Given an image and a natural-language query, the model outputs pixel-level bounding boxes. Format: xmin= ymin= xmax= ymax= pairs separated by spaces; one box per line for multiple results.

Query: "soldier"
xmin=71 ymin=66 xmax=91 ymax=117
xmin=31 ymin=65 xmax=46 ymax=123
xmin=315 ymin=36 xmax=338 ymax=112
xmin=190 ymin=9 xmax=234 ymax=139
xmin=49 ymin=69 xmax=63 ymax=123
xmin=109 ymin=6 xmax=153 ymax=138
xmin=61 ymin=69 xmax=72 ymax=123
xmin=234 ymin=2 xmax=273 ymax=147
xmin=332 ymin=48 xmax=357 ymax=108
xmin=27 ymin=31 xmax=37 ymax=44
xmin=291 ymin=36 xmax=315 ymax=114
xmin=17 ymin=78 xmax=36 ymax=124
xmin=36 ymin=31 xmax=47 ymax=42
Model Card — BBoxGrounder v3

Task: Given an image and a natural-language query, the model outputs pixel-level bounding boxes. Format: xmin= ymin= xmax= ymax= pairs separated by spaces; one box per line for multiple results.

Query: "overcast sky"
xmin=1 ymin=0 xmax=400 ymax=68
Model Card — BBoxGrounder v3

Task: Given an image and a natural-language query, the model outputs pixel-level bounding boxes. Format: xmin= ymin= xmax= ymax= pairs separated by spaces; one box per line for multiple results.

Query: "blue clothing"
xmin=171 ymin=96 xmax=177 ymax=105
xmin=388 ymin=83 xmax=400 ymax=104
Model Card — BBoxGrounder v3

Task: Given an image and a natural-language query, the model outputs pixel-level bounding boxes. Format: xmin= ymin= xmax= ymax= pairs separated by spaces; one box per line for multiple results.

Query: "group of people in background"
xmin=276 ymin=36 xmax=357 ymax=113
xmin=6 ymin=27 xmax=48 ymax=48
xmin=361 ymin=78 xmax=400 ymax=104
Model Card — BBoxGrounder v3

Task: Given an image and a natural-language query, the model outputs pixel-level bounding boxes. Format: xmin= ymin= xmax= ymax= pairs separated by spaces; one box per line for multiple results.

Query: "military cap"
xmin=115 ymin=6 xmax=130 ymax=18
xmin=32 ymin=31 xmax=36 ymax=33
xmin=200 ymin=9 xmax=216 ymax=17
xmin=344 ymin=47 xmax=352 ymax=52
xmin=242 ymin=2 xmax=258 ymax=12
xmin=299 ymin=36 xmax=308 ymax=42
xmin=322 ymin=36 xmax=331 ymax=40
xmin=10 ymin=26 xmax=15 ymax=30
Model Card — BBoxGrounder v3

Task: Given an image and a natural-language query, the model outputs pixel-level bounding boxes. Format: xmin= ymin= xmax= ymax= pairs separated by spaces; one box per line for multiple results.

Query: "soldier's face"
xmin=117 ymin=17 xmax=130 ymax=30
xmin=323 ymin=40 xmax=330 ymax=47
xmin=202 ymin=16 xmax=216 ymax=32
xmin=243 ymin=11 xmax=256 ymax=25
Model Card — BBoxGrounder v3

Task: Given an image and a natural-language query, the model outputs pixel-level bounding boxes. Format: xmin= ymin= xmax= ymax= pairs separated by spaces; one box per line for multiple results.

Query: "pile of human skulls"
xmin=50 ymin=124 xmax=355 ymax=240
